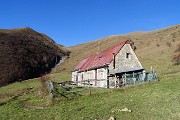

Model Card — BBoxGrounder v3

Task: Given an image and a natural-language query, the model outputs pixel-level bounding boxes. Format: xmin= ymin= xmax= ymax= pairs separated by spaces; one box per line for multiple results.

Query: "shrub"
xmin=172 ymin=53 xmax=180 ymax=65
xmin=172 ymin=44 xmax=180 ymax=65
xmin=129 ymin=40 xmax=136 ymax=51
xmin=39 ymin=74 xmax=49 ymax=96
xmin=175 ymin=44 xmax=180 ymax=52
xmin=166 ymin=42 xmax=171 ymax=47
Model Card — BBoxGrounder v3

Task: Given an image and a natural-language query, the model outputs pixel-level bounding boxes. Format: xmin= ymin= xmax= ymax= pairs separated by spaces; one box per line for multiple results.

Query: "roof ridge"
xmin=98 ymin=39 xmax=130 ymax=55
xmin=74 ymin=40 xmax=130 ymax=71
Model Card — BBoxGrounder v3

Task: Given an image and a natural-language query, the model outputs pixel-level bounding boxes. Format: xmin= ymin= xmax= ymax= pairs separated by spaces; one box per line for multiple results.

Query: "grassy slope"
xmin=55 ymin=24 xmax=180 ymax=78
xmin=0 ymin=27 xmax=70 ymax=86
xmin=0 ymin=75 xmax=179 ymax=120
xmin=0 ymin=25 xmax=180 ymax=120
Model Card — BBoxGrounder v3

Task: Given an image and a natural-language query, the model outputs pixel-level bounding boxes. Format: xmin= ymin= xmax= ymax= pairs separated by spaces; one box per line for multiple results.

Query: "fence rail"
xmin=47 ymin=81 xmax=92 ymax=99
xmin=122 ymin=70 xmax=158 ymax=86
xmin=47 ymin=70 xmax=158 ymax=98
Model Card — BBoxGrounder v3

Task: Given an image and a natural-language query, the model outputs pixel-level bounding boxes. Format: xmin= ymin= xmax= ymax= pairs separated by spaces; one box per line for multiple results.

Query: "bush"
xmin=129 ymin=40 xmax=136 ymax=50
xmin=156 ymin=44 xmax=160 ymax=47
xmin=175 ymin=44 xmax=180 ymax=52
xmin=172 ymin=53 xmax=180 ymax=65
xmin=172 ymin=44 xmax=180 ymax=65
xmin=166 ymin=42 xmax=171 ymax=47
xmin=39 ymin=74 xmax=49 ymax=96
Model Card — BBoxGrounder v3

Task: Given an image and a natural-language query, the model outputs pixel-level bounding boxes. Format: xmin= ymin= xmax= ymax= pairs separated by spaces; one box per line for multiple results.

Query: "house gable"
xmin=109 ymin=44 xmax=143 ymax=75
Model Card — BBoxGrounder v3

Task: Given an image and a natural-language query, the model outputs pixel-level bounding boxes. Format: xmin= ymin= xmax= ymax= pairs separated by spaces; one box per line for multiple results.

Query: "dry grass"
xmin=0 ymin=25 xmax=180 ymax=120
xmin=54 ymin=25 xmax=180 ymax=79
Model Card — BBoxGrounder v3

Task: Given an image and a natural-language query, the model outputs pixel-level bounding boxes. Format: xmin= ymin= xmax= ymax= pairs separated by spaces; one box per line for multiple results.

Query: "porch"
xmin=108 ymin=69 xmax=158 ymax=88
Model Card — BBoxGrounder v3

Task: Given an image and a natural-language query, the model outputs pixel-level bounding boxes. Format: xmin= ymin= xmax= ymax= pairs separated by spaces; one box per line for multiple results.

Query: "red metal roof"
xmin=75 ymin=40 xmax=130 ymax=71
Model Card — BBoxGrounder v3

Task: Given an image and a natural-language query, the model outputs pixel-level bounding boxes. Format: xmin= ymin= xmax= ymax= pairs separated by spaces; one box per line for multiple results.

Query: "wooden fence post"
xmin=125 ymin=73 xmax=126 ymax=86
xmin=88 ymin=79 xmax=91 ymax=95
xmin=47 ymin=81 xmax=54 ymax=99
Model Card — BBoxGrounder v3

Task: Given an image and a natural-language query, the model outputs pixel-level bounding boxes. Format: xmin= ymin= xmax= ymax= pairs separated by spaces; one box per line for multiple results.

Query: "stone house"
xmin=72 ymin=40 xmax=144 ymax=88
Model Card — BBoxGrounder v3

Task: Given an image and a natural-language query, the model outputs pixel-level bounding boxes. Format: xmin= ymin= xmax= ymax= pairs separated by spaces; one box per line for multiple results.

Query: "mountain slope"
xmin=0 ymin=27 xmax=70 ymax=86
xmin=57 ymin=24 xmax=180 ymax=77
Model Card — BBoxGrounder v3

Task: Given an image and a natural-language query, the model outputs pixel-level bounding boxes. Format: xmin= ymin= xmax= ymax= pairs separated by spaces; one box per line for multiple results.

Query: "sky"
xmin=0 ymin=0 xmax=180 ymax=46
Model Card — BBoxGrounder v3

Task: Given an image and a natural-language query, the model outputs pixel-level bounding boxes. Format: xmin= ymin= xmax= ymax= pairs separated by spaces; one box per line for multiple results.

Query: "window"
xmin=126 ymin=53 xmax=130 ymax=59
xmin=98 ymin=70 xmax=104 ymax=79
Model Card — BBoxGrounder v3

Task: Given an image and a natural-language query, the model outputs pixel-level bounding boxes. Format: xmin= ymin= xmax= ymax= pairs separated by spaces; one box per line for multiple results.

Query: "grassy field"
xmin=0 ymin=74 xmax=179 ymax=120
xmin=0 ymin=25 xmax=180 ymax=119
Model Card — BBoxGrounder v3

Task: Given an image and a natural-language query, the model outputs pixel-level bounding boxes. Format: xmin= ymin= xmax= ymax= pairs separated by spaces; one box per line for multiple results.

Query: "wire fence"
xmin=47 ymin=81 xmax=92 ymax=99
xmin=47 ymin=70 xmax=158 ymax=98
xmin=122 ymin=70 xmax=158 ymax=86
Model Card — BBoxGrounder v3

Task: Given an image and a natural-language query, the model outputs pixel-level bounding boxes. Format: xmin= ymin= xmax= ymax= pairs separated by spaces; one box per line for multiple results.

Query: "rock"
xmin=108 ymin=116 xmax=116 ymax=120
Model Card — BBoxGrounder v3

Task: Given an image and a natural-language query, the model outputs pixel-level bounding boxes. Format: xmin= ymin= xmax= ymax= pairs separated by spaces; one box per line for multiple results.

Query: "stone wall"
xmin=97 ymin=68 xmax=107 ymax=80
xmin=72 ymin=71 xmax=78 ymax=82
xmin=73 ymin=68 xmax=108 ymax=87
xmin=109 ymin=44 xmax=143 ymax=74
xmin=86 ymin=70 xmax=96 ymax=80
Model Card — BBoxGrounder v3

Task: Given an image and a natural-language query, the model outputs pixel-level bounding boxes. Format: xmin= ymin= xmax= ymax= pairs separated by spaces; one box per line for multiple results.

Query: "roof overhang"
xmin=76 ymin=64 xmax=110 ymax=73
xmin=109 ymin=67 xmax=144 ymax=75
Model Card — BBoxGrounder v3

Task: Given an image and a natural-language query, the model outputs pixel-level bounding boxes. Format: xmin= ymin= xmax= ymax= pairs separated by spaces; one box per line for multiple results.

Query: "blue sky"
xmin=0 ymin=0 xmax=180 ymax=46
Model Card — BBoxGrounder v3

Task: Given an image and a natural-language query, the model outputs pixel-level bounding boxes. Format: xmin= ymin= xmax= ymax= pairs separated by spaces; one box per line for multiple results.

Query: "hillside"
xmin=56 ymin=24 xmax=180 ymax=77
xmin=0 ymin=25 xmax=180 ymax=120
xmin=0 ymin=73 xmax=179 ymax=120
xmin=0 ymin=27 xmax=70 ymax=86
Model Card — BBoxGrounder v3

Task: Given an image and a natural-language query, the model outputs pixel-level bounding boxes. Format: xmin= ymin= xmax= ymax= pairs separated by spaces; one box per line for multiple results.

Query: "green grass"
xmin=49 ymin=72 xmax=72 ymax=82
xmin=0 ymin=78 xmax=40 ymax=93
xmin=0 ymin=74 xmax=180 ymax=120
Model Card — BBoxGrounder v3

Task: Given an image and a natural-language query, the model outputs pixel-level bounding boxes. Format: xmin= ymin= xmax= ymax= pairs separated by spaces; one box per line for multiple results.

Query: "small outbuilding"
xmin=72 ymin=40 xmax=148 ymax=88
